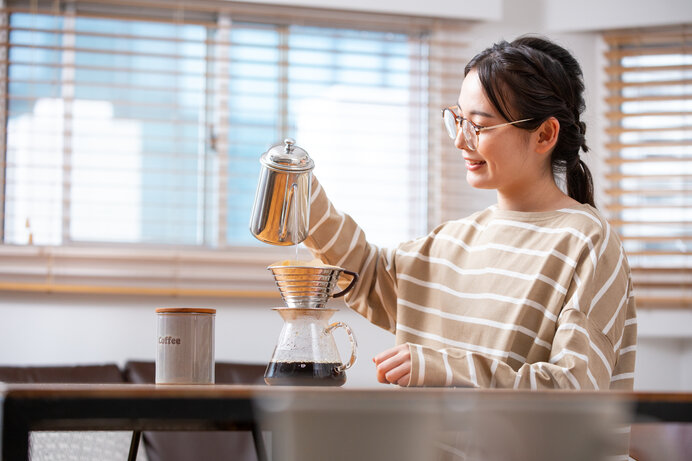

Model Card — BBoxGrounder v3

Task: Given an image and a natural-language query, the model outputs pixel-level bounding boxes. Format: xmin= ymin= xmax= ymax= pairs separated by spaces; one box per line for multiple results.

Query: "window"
xmin=0 ymin=1 xmax=469 ymax=296
xmin=603 ymin=26 xmax=691 ymax=308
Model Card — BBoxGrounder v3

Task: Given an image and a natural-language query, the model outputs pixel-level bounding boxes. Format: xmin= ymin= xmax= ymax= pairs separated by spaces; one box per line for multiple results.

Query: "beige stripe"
xmin=489 ymin=359 xmax=498 ymax=388
xmin=310 ymin=202 xmax=331 ymax=236
xmin=611 ymin=372 xmax=635 ymax=382
xmin=320 ymin=210 xmax=346 ymax=254
xmin=309 ymin=181 xmax=322 ymax=205
xmin=558 ymin=208 xmax=602 ymax=228
xmin=602 ymin=289 xmax=629 ymax=335
xmin=396 ymin=250 xmax=568 ymax=294
xmin=399 ymin=299 xmax=551 ymax=350
xmin=589 ymin=247 xmax=624 ymax=315
xmin=398 ymin=273 xmax=557 ymax=322
xmin=336 ymin=226 xmax=362 ymax=267
xmin=489 ymin=219 xmax=597 ymax=268
xmin=435 ymin=233 xmax=578 ymax=268
xmin=396 ymin=324 xmax=524 ymax=362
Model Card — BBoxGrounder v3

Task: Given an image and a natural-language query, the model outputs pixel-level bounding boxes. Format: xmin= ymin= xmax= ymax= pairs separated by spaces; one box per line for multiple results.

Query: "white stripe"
xmin=550 ymin=348 xmax=589 ymax=364
xmin=490 ymin=219 xmax=597 ymax=268
xmin=612 ymin=426 xmax=631 ymax=434
xmin=310 ymin=205 xmax=331 ymax=237
xmin=399 ymin=299 xmax=551 ymax=350
xmin=309 ymin=181 xmax=322 ymax=205
xmin=589 ymin=247 xmax=624 ymax=315
xmin=603 ymin=289 xmax=629 ymax=335
xmin=466 ymin=354 xmax=477 ymax=387
xmin=396 ymin=324 xmax=526 ymax=362
xmin=563 ymin=367 xmax=581 ymax=390
xmin=530 ymin=366 xmax=537 ymax=390
xmin=625 ymin=317 xmax=637 ymax=327
xmin=612 ymin=334 xmax=623 ymax=353
xmin=557 ymin=322 xmax=589 ymax=338
xmin=513 ymin=373 xmax=522 ymax=389
xmin=397 ymin=273 xmax=557 ymax=322
xmin=396 ymin=250 xmax=568 ymax=295
xmin=570 ymin=274 xmax=582 ymax=311
xmin=489 ymin=360 xmax=499 ymax=388
xmin=336 ymin=226 xmax=362 ymax=268
xmin=415 ymin=344 xmax=426 ymax=386
xmin=587 ymin=368 xmax=600 ymax=389
xmin=619 ymin=345 xmax=636 ymax=356
xmin=454 ymin=217 xmax=485 ymax=231
xmin=591 ymin=342 xmax=613 ymax=376
xmin=599 ymin=220 xmax=611 ymax=258
xmin=320 ymin=209 xmax=346 ymax=254
xmin=556 ymin=322 xmax=613 ymax=376
xmin=611 ymin=372 xmax=634 ymax=382
xmin=442 ymin=350 xmax=453 ymax=386
xmin=435 ymin=234 xmax=577 ymax=268
xmin=558 ymin=207 xmax=602 ymax=228
xmin=385 ymin=247 xmax=395 ymax=272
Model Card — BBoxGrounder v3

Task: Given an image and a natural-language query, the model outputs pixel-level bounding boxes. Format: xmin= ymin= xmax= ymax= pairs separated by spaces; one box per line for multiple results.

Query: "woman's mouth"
xmin=465 ymin=159 xmax=486 ymax=171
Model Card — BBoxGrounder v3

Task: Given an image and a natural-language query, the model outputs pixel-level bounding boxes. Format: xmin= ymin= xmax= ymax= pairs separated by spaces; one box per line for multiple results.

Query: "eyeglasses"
xmin=442 ymin=106 xmax=534 ymax=151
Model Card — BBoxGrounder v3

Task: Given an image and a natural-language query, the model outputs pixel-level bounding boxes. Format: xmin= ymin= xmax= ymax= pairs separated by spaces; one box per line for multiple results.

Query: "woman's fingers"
xmin=385 ymin=360 xmax=411 ymax=385
xmin=373 ymin=344 xmax=411 ymax=386
xmin=373 ymin=343 xmax=406 ymax=365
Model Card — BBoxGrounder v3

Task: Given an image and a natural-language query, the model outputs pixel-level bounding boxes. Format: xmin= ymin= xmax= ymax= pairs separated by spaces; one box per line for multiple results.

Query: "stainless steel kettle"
xmin=249 ymin=138 xmax=314 ymax=246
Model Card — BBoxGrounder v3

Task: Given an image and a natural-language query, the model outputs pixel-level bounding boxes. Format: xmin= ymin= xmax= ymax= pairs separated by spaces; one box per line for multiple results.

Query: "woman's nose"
xmin=454 ymin=128 xmax=467 ymax=151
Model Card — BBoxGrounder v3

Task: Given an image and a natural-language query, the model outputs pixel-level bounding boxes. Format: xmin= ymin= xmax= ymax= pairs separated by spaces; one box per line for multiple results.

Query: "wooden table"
xmin=1 ymin=384 xmax=691 ymax=461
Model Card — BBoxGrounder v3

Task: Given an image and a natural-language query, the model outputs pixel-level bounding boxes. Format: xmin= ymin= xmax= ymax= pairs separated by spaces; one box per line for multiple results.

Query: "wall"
xmin=1 ymin=0 xmax=691 ymax=390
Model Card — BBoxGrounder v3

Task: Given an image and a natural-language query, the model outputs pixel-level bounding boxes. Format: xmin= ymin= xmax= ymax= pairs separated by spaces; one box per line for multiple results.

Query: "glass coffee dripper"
xmin=265 ymin=263 xmax=358 ymax=386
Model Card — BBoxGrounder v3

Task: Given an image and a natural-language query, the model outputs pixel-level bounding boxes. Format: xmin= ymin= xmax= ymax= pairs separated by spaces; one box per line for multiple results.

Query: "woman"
xmin=304 ymin=36 xmax=636 ymax=390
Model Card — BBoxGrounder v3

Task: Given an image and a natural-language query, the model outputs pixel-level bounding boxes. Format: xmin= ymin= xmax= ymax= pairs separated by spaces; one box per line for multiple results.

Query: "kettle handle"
xmin=325 ymin=321 xmax=357 ymax=373
xmin=331 ymin=269 xmax=359 ymax=299
xmin=278 ymin=182 xmax=297 ymax=242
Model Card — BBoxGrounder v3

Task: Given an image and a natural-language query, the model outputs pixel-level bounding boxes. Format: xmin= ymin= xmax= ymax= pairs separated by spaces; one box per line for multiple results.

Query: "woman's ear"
xmin=535 ymin=117 xmax=560 ymax=154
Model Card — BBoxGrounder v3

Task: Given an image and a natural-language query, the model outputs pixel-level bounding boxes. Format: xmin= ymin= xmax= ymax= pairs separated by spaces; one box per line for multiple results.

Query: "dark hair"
xmin=464 ymin=36 xmax=595 ymax=207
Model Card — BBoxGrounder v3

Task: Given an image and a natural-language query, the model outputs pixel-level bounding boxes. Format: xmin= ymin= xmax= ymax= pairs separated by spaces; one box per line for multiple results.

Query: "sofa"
xmin=0 ymin=361 xmax=266 ymax=461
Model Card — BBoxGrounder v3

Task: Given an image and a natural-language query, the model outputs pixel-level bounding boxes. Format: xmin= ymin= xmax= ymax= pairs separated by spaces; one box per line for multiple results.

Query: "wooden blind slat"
xmin=605 ymin=26 xmax=690 ymax=314
xmin=605 ymin=64 xmax=692 ymax=74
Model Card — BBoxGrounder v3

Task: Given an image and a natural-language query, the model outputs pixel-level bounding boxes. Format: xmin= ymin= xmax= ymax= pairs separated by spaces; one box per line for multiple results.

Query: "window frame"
xmin=0 ymin=0 xmax=472 ymax=297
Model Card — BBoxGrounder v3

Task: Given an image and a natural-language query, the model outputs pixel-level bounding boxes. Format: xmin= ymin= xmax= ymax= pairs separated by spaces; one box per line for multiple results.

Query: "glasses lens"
xmin=461 ymin=119 xmax=478 ymax=150
xmin=442 ymin=110 xmax=458 ymax=139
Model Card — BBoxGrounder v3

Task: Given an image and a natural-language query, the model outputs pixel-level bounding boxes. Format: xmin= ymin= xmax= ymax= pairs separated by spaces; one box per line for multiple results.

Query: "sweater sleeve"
xmin=303 ymin=176 xmax=399 ymax=332
xmin=407 ymin=227 xmax=637 ymax=390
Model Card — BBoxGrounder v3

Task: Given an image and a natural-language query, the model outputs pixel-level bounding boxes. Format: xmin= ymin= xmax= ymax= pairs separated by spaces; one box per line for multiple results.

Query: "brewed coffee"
xmin=264 ymin=361 xmax=346 ymax=386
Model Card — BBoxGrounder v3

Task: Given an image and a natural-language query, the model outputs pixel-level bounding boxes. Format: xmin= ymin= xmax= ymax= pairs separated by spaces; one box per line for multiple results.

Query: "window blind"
xmin=603 ymin=25 xmax=691 ymax=309
xmin=0 ymin=0 xmax=471 ymax=296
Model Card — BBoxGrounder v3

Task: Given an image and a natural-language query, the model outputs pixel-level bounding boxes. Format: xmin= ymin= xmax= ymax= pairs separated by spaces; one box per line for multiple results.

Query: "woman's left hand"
xmin=373 ymin=344 xmax=411 ymax=386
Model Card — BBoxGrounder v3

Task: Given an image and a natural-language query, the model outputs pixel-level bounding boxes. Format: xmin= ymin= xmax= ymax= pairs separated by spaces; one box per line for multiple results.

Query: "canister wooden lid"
xmin=155 ymin=308 xmax=216 ymax=314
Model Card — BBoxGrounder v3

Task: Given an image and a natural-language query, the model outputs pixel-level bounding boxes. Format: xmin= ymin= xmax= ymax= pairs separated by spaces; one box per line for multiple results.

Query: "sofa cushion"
xmin=0 ymin=364 xmax=124 ymax=383
xmin=124 ymin=360 xmax=266 ymax=461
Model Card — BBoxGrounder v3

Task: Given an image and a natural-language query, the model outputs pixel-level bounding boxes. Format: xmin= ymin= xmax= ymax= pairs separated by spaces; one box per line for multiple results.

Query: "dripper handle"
xmin=331 ymin=269 xmax=359 ymax=299
xmin=325 ymin=321 xmax=357 ymax=373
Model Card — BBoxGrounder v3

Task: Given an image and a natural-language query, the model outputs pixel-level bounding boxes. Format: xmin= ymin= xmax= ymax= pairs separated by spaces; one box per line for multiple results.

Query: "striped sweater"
xmin=305 ymin=178 xmax=637 ymax=390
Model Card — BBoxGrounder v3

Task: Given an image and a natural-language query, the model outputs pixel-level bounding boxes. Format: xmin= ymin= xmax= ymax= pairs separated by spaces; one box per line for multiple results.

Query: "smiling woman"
xmin=304 ymin=36 xmax=636 ymax=396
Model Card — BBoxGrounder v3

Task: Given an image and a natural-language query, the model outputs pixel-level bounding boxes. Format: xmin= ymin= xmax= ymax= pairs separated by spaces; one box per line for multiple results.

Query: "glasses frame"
xmin=442 ymin=105 xmax=534 ymax=151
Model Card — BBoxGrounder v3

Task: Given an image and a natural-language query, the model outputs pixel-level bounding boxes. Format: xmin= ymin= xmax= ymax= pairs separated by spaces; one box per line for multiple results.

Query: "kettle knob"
xmin=284 ymin=138 xmax=296 ymax=151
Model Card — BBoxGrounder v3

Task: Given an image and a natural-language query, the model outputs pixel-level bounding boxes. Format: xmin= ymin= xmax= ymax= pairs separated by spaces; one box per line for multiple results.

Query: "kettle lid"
xmin=261 ymin=138 xmax=314 ymax=172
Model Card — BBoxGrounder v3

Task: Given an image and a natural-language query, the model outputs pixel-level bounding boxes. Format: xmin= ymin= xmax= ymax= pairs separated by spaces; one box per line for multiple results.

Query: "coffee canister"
xmin=155 ymin=308 xmax=216 ymax=384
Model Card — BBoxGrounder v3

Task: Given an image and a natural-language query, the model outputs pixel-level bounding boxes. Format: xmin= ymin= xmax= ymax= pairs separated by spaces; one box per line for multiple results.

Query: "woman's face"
xmin=456 ymin=69 xmax=541 ymax=195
